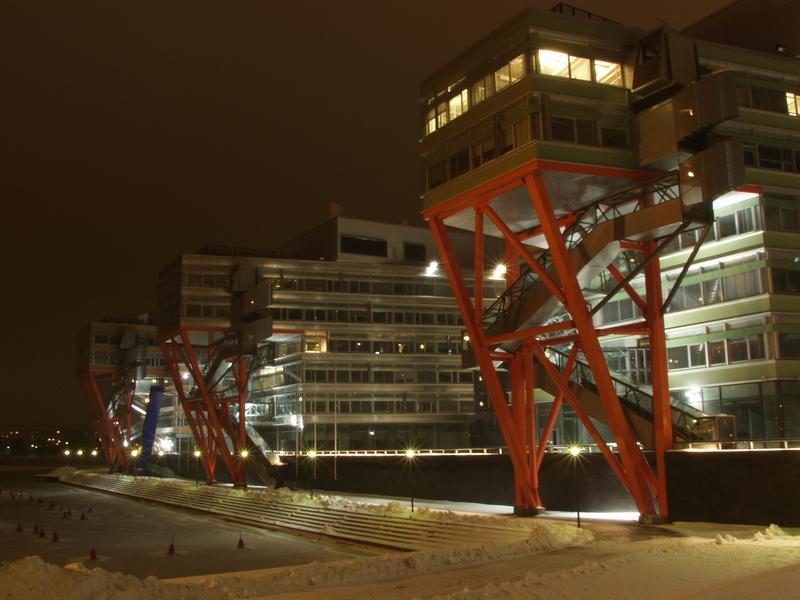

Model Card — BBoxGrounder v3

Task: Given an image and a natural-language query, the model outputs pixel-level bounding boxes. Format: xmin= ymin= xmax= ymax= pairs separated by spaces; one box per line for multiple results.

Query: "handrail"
xmin=482 ymin=171 xmax=680 ymax=333
xmin=545 ymin=347 xmax=705 ymax=441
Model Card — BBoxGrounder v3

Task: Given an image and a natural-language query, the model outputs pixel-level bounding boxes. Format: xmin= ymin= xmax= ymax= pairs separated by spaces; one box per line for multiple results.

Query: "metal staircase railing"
xmin=546 ymin=347 xmax=705 ymax=441
xmin=189 ymin=335 xmax=239 ymax=397
xmin=482 ymin=172 xmax=681 ymax=332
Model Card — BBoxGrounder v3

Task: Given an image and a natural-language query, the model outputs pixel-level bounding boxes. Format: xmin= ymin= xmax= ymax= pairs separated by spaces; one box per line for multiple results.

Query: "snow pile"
xmin=715 ymin=524 xmax=799 ymax=545
xmin=0 ymin=556 xmax=225 ymax=600
xmin=45 ymin=466 xmax=78 ymax=479
xmin=752 ymin=523 xmax=791 ymax=542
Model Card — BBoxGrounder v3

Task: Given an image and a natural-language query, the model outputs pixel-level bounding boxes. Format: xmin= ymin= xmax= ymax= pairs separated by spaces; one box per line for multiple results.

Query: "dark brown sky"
xmin=1 ymin=0 xmax=732 ymax=429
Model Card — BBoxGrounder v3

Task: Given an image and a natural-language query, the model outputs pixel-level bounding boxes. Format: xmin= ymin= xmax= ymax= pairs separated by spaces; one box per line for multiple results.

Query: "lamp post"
xmin=568 ymin=446 xmax=583 ymax=528
xmin=130 ymin=448 xmax=139 ymax=478
xmin=193 ymin=449 xmax=202 ymax=486
xmin=404 ymin=448 xmax=417 ymax=512
xmin=240 ymin=449 xmax=249 ymax=489
xmin=307 ymin=449 xmax=317 ymax=499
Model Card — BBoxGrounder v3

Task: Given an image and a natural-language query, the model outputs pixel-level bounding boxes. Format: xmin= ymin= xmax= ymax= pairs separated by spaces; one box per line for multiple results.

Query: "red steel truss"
xmin=424 ymin=159 xmax=684 ymax=518
xmin=78 ymin=367 xmax=132 ymax=473
xmin=159 ymin=325 xmax=302 ymax=486
xmin=159 ymin=326 xmax=250 ymax=485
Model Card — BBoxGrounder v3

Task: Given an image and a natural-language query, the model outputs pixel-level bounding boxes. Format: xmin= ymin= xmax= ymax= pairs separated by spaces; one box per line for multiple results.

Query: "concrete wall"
xmin=276 ymin=453 xmax=636 ymax=512
xmin=665 ymin=449 xmax=800 ymax=526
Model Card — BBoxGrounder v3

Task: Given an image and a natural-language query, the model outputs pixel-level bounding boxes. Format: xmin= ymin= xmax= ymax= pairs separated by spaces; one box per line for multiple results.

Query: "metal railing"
xmin=482 ymin=172 xmax=680 ymax=333
xmin=546 ymin=347 xmax=706 ymax=441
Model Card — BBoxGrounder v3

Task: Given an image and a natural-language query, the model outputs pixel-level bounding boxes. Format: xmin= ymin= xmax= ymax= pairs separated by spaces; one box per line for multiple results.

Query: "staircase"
xmin=536 ymin=348 xmax=707 ymax=447
xmin=60 ymin=471 xmax=532 ymax=552
xmin=483 ymin=171 xmax=705 ymax=346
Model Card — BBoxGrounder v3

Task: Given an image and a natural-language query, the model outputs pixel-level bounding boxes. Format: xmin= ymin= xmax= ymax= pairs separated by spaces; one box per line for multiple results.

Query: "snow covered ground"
xmin=4 ymin=518 xmax=800 ymax=599
xmin=3 ymin=469 xmax=800 ymax=599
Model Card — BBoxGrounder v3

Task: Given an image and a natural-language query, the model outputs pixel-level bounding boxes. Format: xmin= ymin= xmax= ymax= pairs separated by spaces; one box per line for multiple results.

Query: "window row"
xmin=271 ymin=305 xmax=462 ymax=326
xmin=427 ymin=109 xmax=629 ymax=189
xmin=304 ymin=367 xmax=475 ymax=385
xmin=325 ymin=337 xmax=464 ymax=355
xmin=424 ymin=49 xmax=624 ymax=136
xmin=664 ymin=203 xmax=800 ymax=255
xmin=738 ymin=83 xmax=800 ymax=119
xmin=667 ymin=333 xmax=767 ymax=370
xmin=679 ymin=380 xmax=800 ymax=440
xmin=743 ymin=143 xmax=800 ymax=173
xmin=274 ymin=276 xmax=459 ymax=298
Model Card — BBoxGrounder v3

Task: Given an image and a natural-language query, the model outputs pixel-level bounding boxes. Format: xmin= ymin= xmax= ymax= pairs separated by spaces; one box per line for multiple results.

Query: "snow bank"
xmin=44 ymin=466 xmax=78 ymax=479
xmin=0 ymin=556 xmax=224 ymax=600
xmin=0 ymin=521 xmax=589 ymax=600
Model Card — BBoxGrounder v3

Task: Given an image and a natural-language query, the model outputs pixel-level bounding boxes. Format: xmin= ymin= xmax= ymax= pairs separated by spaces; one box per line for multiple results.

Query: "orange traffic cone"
xmin=237 ymin=535 xmax=245 ymax=549
xmin=89 ymin=547 xmax=97 ymax=561
xmin=32 ymin=524 xmax=39 ymax=535
xmin=80 ymin=512 xmax=86 ymax=521
xmin=167 ymin=534 xmax=175 ymax=555
xmin=51 ymin=531 xmax=59 ymax=542
xmin=16 ymin=523 xmax=22 ymax=533
xmin=39 ymin=528 xmax=45 ymax=539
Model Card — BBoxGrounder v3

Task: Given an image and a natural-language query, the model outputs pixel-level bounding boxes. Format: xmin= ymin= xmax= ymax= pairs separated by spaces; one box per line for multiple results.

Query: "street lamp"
xmin=404 ymin=448 xmax=418 ymax=512
xmin=307 ymin=449 xmax=317 ymax=499
xmin=568 ymin=446 xmax=583 ymax=528
xmin=193 ymin=449 xmax=202 ymax=485
xmin=130 ymin=448 xmax=140 ymax=478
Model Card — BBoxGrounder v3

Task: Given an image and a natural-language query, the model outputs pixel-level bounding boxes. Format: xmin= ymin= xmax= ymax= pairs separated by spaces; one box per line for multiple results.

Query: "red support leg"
xmin=84 ymin=372 xmax=128 ymax=472
xmin=429 ymin=217 xmax=537 ymax=509
xmin=644 ymin=239 xmax=672 ymax=518
xmin=522 ymin=344 xmax=541 ymax=507
xmin=525 ymin=174 xmax=656 ymax=516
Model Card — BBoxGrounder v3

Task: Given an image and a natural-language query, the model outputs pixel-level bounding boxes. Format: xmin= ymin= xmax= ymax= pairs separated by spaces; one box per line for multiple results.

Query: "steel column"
xmin=525 ymin=174 xmax=656 ymax=516
xmin=644 ymin=239 xmax=672 ymax=517
xmin=429 ymin=217 xmax=537 ymax=509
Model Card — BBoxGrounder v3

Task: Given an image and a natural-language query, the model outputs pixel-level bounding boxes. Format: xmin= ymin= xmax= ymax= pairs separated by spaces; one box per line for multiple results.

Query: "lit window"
xmin=509 ymin=54 xmax=525 ymax=83
xmin=448 ymin=89 xmax=468 ymax=120
xmin=569 ymin=56 xmax=591 ymax=81
xmin=594 ymin=60 xmax=623 ymax=86
xmin=436 ymin=101 xmax=448 ymax=128
xmin=494 ymin=55 xmax=526 ymax=92
xmin=538 ymin=50 xmax=569 ymax=78
xmin=787 ymin=92 xmax=799 ymax=116
xmin=425 ymin=108 xmax=436 ymax=135
xmin=471 ymin=79 xmax=486 ymax=104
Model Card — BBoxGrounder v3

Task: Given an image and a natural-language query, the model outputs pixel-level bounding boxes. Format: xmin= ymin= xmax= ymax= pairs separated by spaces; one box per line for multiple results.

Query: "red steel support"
xmin=80 ymin=371 xmax=129 ymax=472
xmin=429 ymin=217 xmax=538 ymax=510
xmin=644 ymin=239 xmax=672 ymax=517
xmin=525 ymin=174 xmax=656 ymax=516
xmin=474 ymin=209 xmax=484 ymax=327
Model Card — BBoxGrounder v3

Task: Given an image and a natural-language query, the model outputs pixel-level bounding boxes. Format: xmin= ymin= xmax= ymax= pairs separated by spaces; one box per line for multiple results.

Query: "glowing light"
xmin=64 ymin=449 xmax=71 ymax=456
xmin=131 ymin=449 xmax=140 ymax=458
xmin=181 ymin=372 xmax=190 ymax=381
xmin=491 ymin=263 xmax=507 ymax=280
xmin=463 ymin=335 xmax=470 ymax=342
xmin=76 ymin=450 xmax=84 ymax=456
xmin=424 ymin=261 xmax=439 ymax=277
xmin=307 ymin=449 xmax=317 ymax=459
xmin=123 ymin=439 xmax=129 ymax=448
xmin=240 ymin=449 xmax=249 ymax=458
xmin=91 ymin=450 xmax=98 ymax=457
xmin=569 ymin=446 xmax=582 ymax=457
xmin=193 ymin=450 xmax=202 ymax=458
xmin=405 ymin=448 xmax=417 ymax=459
xmin=686 ymin=170 xmax=695 ymax=178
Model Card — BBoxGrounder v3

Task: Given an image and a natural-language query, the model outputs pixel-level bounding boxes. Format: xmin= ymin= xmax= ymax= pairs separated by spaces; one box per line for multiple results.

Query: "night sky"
xmin=2 ymin=0 xmax=732 ymax=429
